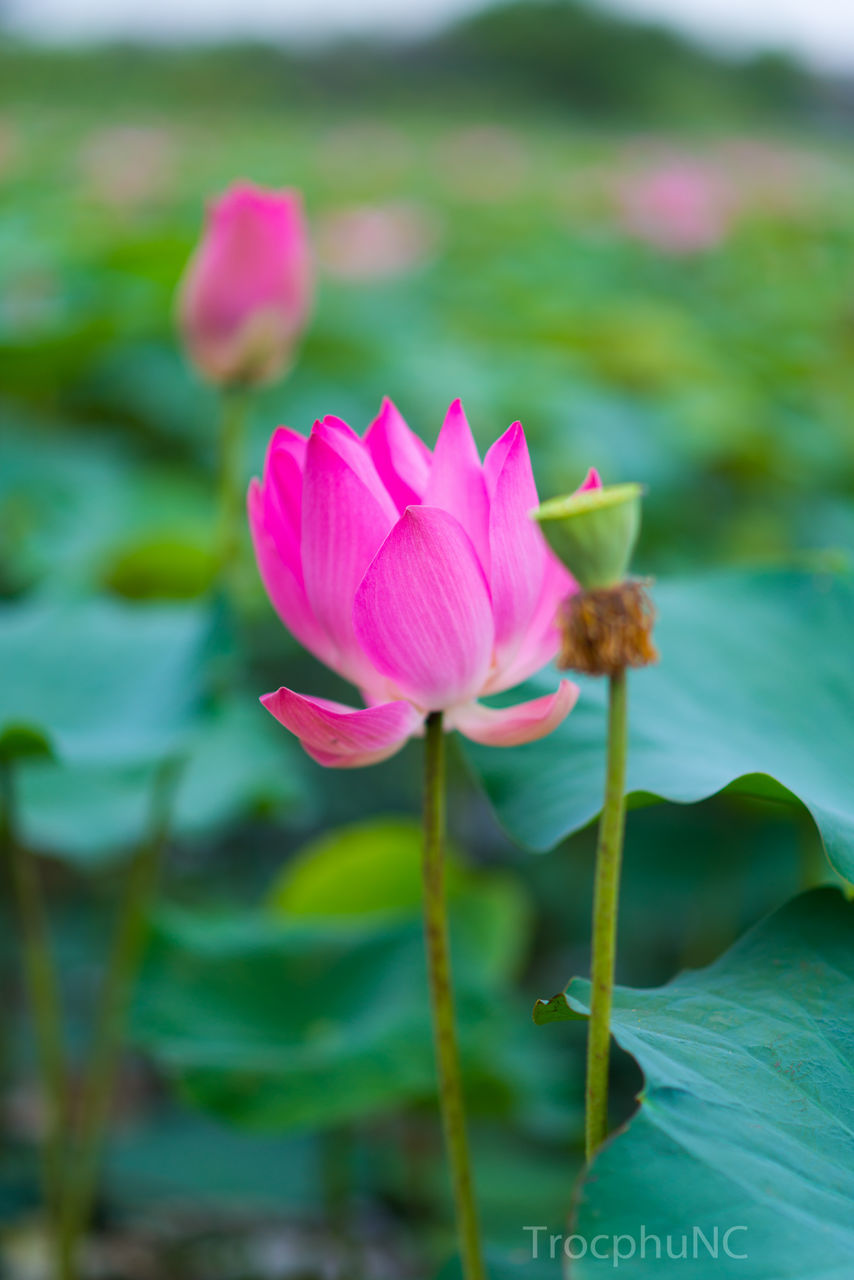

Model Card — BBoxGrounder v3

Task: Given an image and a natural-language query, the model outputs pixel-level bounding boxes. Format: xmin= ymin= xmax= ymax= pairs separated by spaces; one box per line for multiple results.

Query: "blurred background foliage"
xmin=0 ymin=0 xmax=852 ymax=1275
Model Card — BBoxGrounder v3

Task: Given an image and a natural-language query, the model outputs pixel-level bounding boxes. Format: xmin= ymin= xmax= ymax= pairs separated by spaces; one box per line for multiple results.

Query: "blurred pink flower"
xmin=436 ymin=125 xmax=530 ymax=202
xmin=713 ymin=138 xmax=816 ymax=215
xmin=615 ymin=160 xmax=734 ymax=254
xmin=78 ymin=125 xmax=175 ymax=211
xmin=316 ymin=202 xmax=441 ymax=281
xmin=177 ymin=181 xmax=312 ymax=387
xmin=250 ymin=400 xmax=595 ymax=767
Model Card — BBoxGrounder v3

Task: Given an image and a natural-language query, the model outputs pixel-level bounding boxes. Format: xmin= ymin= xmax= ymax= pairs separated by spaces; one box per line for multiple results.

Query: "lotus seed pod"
xmin=533 ymin=482 xmax=643 ymax=591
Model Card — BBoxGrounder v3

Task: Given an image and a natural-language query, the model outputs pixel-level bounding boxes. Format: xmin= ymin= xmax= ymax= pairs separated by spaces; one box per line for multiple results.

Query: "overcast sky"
xmin=7 ymin=0 xmax=854 ymax=73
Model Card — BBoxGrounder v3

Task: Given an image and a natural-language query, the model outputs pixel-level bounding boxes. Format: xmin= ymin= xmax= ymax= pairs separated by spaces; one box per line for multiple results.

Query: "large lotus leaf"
xmin=534 ymin=887 xmax=854 ymax=1277
xmin=0 ymin=419 xmax=130 ymax=593
xmin=172 ymin=697 xmax=303 ymax=836
xmin=267 ymin=817 xmax=463 ymax=922
xmin=268 ymin=817 xmax=531 ymax=982
xmin=0 ymin=597 xmax=306 ymax=865
xmin=14 ymin=698 xmax=302 ymax=865
xmin=463 ymin=567 xmax=854 ymax=879
xmin=132 ymin=882 xmax=556 ymax=1133
xmin=106 ymin=1113 xmax=323 ymax=1211
xmin=0 ymin=417 xmax=217 ymax=599
xmin=0 ymin=595 xmax=210 ymax=767
xmin=16 ymin=762 xmax=156 ymax=862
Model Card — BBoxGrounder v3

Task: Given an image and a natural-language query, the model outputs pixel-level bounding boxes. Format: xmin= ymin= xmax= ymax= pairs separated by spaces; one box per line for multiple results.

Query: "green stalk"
xmin=58 ymin=761 xmax=178 ymax=1279
xmin=320 ymin=1124 xmax=361 ymax=1278
xmin=0 ymin=762 xmax=68 ymax=1255
xmin=585 ymin=668 xmax=629 ymax=1162
xmin=217 ymin=387 xmax=249 ymax=590
xmin=422 ymin=713 xmax=485 ymax=1280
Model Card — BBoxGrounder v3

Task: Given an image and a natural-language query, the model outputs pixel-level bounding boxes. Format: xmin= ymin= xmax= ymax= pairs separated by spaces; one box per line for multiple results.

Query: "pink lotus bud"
xmin=249 ymin=400 xmax=597 ymax=768
xmin=177 ymin=181 xmax=312 ymax=387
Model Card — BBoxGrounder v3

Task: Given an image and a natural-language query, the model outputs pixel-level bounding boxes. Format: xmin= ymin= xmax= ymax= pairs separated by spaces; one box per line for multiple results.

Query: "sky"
xmin=6 ymin=0 xmax=854 ymax=73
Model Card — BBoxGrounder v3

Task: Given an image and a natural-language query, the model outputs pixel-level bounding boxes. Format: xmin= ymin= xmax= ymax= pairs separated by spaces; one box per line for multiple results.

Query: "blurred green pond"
xmin=0 ymin=38 xmax=852 ymax=1280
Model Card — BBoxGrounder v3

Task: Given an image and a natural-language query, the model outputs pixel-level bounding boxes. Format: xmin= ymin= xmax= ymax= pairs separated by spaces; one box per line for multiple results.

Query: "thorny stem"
xmin=422 ymin=712 xmax=485 ymax=1280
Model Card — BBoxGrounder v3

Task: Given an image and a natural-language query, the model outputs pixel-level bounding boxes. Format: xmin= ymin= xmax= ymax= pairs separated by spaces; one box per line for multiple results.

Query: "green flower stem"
xmin=58 ymin=761 xmax=178 ymax=1280
xmin=320 ymin=1125 xmax=361 ymax=1277
xmin=585 ymin=667 xmax=629 ymax=1162
xmin=422 ymin=712 xmax=485 ymax=1280
xmin=217 ymin=387 xmax=249 ymax=590
xmin=0 ymin=762 xmax=68 ymax=1255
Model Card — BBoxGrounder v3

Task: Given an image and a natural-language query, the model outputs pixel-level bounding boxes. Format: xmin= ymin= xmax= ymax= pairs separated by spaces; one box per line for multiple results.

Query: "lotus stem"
xmin=422 ymin=712 xmax=485 ymax=1280
xmin=585 ymin=667 xmax=629 ymax=1161
xmin=58 ymin=760 xmax=178 ymax=1279
xmin=217 ymin=387 xmax=248 ymax=590
xmin=0 ymin=762 xmax=69 ymax=1268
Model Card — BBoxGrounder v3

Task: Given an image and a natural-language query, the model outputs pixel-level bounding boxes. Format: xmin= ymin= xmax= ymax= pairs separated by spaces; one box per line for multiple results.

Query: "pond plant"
xmin=249 ymin=398 xmax=590 ymax=1278
xmin=2 ymin=159 xmax=854 ymax=1280
xmin=535 ymin=481 xmax=656 ymax=1159
xmin=177 ymin=181 xmax=313 ymax=582
xmin=1 ymin=180 xmax=314 ymax=1280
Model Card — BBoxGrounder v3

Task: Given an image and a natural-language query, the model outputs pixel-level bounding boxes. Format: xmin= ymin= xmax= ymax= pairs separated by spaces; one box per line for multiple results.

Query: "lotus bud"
xmin=177 ymin=181 xmax=312 ymax=388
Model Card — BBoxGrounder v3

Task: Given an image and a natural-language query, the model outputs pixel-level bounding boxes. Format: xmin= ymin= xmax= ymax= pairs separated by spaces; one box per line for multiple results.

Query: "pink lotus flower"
xmin=616 ymin=160 xmax=734 ymax=254
xmin=250 ymin=400 xmax=598 ymax=767
xmin=177 ymin=181 xmax=312 ymax=387
xmin=316 ymin=201 xmax=441 ymax=282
